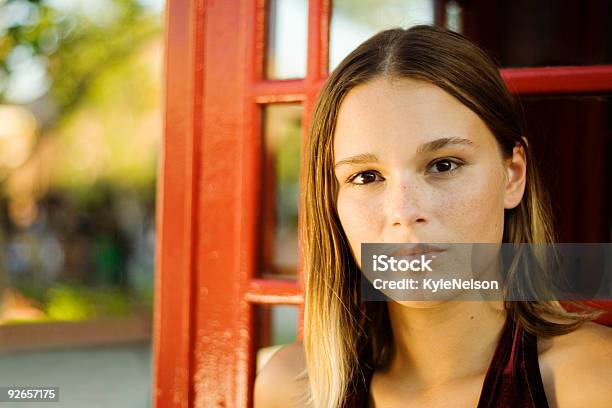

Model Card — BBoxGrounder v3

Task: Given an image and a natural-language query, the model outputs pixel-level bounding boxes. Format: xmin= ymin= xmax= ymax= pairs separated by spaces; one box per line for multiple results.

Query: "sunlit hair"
xmin=300 ymin=25 xmax=600 ymax=408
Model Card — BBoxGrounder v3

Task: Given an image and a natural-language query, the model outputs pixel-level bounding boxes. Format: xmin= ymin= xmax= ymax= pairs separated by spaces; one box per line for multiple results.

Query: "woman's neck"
xmin=385 ymin=300 xmax=507 ymax=388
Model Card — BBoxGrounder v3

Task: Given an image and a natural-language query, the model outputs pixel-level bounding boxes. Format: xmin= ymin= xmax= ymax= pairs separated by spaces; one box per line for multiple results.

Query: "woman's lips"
xmin=380 ymin=245 xmax=448 ymax=275
xmin=387 ymin=243 xmax=448 ymax=258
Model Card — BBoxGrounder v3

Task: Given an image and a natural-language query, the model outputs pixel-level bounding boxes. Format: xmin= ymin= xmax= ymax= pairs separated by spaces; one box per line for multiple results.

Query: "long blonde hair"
xmin=302 ymin=25 xmax=600 ymax=408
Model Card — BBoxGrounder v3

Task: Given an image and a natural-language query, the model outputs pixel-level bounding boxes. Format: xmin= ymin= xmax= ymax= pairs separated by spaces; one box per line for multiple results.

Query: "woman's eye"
xmin=349 ymin=171 xmax=381 ymax=185
xmin=428 ymin=159 xmax=461 ymax=173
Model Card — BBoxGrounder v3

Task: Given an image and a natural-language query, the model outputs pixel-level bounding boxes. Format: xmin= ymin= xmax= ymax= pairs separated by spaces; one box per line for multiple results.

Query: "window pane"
xmin=254 ymin=305 xmax=299 ymax=373
xmin=329 ymin=0 xmax=434 ymax=72
xmin=266 ymin=0 xmax=308 ymax=79
xmin=260 ymin=104 xmax=302 ymax=278
xmin=521 ymin=95 xmax=612 ymax=242
xmin=442 ymin=0 xmax=612 ymax=67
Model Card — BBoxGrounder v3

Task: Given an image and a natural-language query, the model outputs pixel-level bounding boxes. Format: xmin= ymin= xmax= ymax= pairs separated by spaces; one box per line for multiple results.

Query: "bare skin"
xmin=254 ymin=77 xmax=612 ymax=407
xmin=255 ymin=321 xmax=611 ymax=407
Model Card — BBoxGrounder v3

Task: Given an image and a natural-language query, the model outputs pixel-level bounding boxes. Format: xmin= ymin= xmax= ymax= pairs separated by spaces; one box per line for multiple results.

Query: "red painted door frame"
xmin=153 ymin=1 xmax=308 ymax=406
xmin=153 ymin=1 xmax=612 ymax=407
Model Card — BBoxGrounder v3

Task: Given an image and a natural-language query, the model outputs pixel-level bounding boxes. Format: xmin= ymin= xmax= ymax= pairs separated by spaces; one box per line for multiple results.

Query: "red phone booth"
xmin=153 ymin=1 xmax=612 ymax=407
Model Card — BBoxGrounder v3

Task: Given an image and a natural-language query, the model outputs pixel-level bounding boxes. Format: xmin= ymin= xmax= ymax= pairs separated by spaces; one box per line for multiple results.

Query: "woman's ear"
xmin=503 ymin=143 xmax=527 ymax=209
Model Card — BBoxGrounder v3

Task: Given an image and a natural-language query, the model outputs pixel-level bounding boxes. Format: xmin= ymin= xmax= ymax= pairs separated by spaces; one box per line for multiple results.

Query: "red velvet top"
xmin=342 ymin=316 xmax=549 ymax=407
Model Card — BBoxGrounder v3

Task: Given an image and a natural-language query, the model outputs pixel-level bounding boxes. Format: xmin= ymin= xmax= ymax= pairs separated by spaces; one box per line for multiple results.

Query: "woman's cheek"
xmin=337 ymin=191 xmax=380 ymax=264
xmin=440 ymin=171 xmax=505 ymax=242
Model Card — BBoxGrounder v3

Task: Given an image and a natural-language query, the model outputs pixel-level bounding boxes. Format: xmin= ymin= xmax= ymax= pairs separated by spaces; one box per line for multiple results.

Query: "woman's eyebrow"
xmin=334 ymin=137 xmax=474 ymax=169
xmin=416 ymin=137 xmax=474 ymax=155
xmin=334 ymin=153 xmax=379 ymax=169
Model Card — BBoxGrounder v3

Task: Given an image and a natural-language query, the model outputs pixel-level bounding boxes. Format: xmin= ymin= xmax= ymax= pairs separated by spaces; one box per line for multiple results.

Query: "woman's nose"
xmin=384 ymin=178 xmax=428 ymax=229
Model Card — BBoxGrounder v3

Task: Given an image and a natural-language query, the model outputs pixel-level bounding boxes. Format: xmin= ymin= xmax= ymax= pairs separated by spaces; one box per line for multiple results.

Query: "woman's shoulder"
xmin=254 ymin=341 xmax=309 ymax=408
xmin=538 ymin=321 xmax=612 ymax=407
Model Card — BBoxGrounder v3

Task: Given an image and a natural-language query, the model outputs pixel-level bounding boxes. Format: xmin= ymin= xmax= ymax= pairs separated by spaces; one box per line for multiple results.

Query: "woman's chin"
xmin=392 ymin=300 xmax=449 ymax=309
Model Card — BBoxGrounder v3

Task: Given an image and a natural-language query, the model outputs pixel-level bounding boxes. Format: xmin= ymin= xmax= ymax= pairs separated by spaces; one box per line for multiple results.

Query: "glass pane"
xmin=520 ymin=95 xmax=612 ymax=242
xmin=266 ymin=0 xmax=308 ymax=79
xmin=329 ymin=0 xmax=434 ymax=72
xmin=260 ymin=104 xmax=302 ymax=278
xmin=254 ymin=305 xmax=299 ymax=373
xmin=442 ymin=0 xmax=612 ymax=67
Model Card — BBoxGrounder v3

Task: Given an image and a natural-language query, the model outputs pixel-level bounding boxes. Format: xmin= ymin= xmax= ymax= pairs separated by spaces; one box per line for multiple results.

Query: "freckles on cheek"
xmin=446 ymin=174 xmax=505 ymax=238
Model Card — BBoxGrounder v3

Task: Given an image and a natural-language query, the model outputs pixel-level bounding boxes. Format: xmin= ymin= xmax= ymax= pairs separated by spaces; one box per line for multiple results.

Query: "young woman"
xmin=254 ymin=25 xmax=611 ymax=408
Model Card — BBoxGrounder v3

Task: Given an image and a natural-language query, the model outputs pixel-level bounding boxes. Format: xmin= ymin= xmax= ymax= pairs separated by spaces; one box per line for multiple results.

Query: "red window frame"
xmin=153 ymin=1 xmax=612 ymax=407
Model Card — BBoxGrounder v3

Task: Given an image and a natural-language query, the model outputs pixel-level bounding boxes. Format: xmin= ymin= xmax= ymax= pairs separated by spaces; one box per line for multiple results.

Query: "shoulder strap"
xmin=477 ymin=316 xmax=549 ymax=408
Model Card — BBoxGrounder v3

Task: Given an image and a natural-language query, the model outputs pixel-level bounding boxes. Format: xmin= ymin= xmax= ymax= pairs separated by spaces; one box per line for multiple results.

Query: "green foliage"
xmin=0 ymin=0 xmax=162 ymax=120
xmin=3 ymin=283 xmax=140 ymax=324
xmin=45 ymin=284 xmax=134 ymax=321
xmin=0 ymin=0 xmax=162 ymax=191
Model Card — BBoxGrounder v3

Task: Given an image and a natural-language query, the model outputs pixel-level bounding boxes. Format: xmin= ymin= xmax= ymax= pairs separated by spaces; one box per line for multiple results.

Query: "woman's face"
xmin=333 ymin=77 xmax=527 ymax=267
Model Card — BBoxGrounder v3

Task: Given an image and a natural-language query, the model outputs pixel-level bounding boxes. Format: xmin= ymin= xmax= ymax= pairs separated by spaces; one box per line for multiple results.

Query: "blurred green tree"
xmin=0 ymin=0 xmax=161 ymax=132
xmin=0 ymin=0 xmax=163 ymax=321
